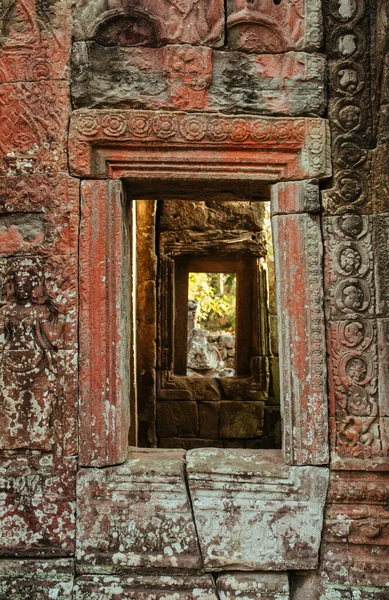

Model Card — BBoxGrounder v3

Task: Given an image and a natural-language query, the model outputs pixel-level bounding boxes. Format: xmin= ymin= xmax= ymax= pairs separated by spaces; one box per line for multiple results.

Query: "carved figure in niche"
xmin=345 ymin=357 xmax=368 ymax=384
xmin=337 ymin=104 xmax=362 ymax=131
xmin=0 ymin=259 xmax=64 ymax=450
xmin=338 ymin=391 xmax=379 ymax=457
xmin=337 ymin=176 xmax=363 ymax=204
xmin=342 ymin=284 xmax=364 ymax=309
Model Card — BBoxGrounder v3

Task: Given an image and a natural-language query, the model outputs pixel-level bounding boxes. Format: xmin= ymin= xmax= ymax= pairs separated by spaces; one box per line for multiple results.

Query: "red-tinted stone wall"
xmin=0 ymin=0 xmax=388 ymax=598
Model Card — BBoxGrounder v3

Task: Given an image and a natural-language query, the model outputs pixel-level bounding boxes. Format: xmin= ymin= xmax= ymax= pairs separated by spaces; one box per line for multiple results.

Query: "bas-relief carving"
xmin=0 ymin=0 xmax=71 ymax=82
xmin=224 ymin=0 xmax=322 ymax=53
xmin=73 ymin=0 xmax=321 ymax=53
xmin=0 ymin=81 xmax=69 ymax=175
xmin=0 ymin=258 xmax=64 ymax=450
xmin=73 ymin=0 xmax=225 ymax=47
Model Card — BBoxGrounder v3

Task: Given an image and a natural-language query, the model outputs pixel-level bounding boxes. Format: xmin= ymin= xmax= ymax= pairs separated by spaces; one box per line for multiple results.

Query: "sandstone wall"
xmin=0 ymin=0 xmax=388 ymax=598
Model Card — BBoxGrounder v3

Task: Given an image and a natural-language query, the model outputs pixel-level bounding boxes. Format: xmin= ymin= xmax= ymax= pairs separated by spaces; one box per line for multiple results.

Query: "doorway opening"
xmin=131 ymin=181 xmax=280 ymax=450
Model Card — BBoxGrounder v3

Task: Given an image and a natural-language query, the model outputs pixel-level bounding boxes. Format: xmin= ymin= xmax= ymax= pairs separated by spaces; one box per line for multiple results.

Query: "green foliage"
xmin=188 ymin=272 xmax=236 ymax=333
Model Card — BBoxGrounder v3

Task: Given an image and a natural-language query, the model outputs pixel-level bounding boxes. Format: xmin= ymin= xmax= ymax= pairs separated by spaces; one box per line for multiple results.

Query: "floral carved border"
xmin=69 ymin=110 xmax=331 ymax=181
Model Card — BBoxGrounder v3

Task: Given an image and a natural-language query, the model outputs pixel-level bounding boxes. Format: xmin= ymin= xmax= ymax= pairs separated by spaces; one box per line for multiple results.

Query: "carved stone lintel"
xmin=69 ymin=110 xmax=331 ymax=180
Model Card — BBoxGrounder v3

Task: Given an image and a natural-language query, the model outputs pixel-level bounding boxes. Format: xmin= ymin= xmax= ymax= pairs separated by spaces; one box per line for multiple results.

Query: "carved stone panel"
xmin=226 ymin=0 xmax=322 ymax=53
xmin=0 ymin=0 xmax=71 ymax=82
xmin=72 ymin=0 xmax=224 ymax=47
xmin=187 ymin=449 xmax=329 ymax=570
xmin=0 ymin=256 xmax=78 ymax=454
xmin=0 ymin=82 xmax=70 ymax=175
xmin=76 ymin=449 xmax=202 ymax=572
xmin=0 ymin=455 xmax=76 ymax=556
xmin=271 ymin=207 xmax=328 ymax=465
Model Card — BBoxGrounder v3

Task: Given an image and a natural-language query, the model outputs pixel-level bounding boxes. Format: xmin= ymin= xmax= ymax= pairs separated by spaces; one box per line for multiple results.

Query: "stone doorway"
xmin=133 ymin=186 xmax=281 ymax=450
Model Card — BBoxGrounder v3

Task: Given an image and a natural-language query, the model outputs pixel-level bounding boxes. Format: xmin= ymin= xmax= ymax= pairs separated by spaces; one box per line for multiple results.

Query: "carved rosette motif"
xmin=326 ymin=215 xmax=386 ymax=462
xmin=69 ymin=110 xmax=330 ymax=179
xmin=323 ymin=0 xmax=372 ymax=214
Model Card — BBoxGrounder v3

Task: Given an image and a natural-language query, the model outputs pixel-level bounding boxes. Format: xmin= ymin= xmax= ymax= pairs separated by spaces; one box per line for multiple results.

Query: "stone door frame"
xmin=70 ymin=109 xmax=331 ymax=467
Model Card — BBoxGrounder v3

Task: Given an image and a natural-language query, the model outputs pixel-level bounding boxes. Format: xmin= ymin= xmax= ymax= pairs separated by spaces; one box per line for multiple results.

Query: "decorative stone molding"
xmin=186 ymin=449 xmax=329 ymax=570
xmin=69 ymin=110 xmax=331 ymax=180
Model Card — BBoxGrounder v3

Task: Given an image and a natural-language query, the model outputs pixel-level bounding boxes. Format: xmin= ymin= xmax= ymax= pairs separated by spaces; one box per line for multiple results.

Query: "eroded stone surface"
xmin=72 ymin=44 xmax=325 ymax=116
xmin=72 ymin=0 xmax=224 ymax=47
xmin=0 ymin=455 xmax=76 ymax=556
xmin=226 ymin=0 xmax=322 ymax=53
xmin=187 ymin=448 xmax=329 ymax=570
xmin=76 ymin=449 xmax=202 ymax=571
xmin=73 ymin=574 xmax=218 ymax=599
xmin=217 ymin=572 xmax=290 ymax=600
xmin=0 ymin=559 xmax=74 ymax=599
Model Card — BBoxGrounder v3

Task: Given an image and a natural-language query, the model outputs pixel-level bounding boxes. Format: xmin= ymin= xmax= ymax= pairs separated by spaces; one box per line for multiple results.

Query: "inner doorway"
xmin=133 ymin=182 xmax=280 ymax=450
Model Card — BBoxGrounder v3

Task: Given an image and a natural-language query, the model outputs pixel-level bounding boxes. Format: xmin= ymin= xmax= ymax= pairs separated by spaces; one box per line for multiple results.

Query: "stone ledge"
xmin=187 ymin=448 xmax=329 ymax=570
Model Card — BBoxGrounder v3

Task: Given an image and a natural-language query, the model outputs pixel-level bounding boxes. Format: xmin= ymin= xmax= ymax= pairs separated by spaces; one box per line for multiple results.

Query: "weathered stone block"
xmin=0 ymin=456 xmax=76 ymax=556
xmin=0 ymin=175 xmax=79 ymax=257
xmin=73 ymin=574 xmax=218 ymax=599
xmin=199 ymin=402 xmax=220 ymax=439
xmin=217 ymin=572 xmax=289 ymax=600
xmin=187 ymin=449 xmax=329 ymax=570
xmin=0 ymin=0 xmax=71 ymax=82
xmin=159 ymin=437 xmax=223 ymax=449
xmin=219 ymin=401 xmax=264 ymax=438
xmin=271 ymin=180 xmax=320 ymax=216
xmin=157 ymin=401 xmax=199 ymax=438
xmin=72 ymin=0 xmax=224 ymax=47
xmin=226 ymin=0 xmax=322 ymax=53
xmin=72 ymin=44 xmax=326 ymax=117
xmin=76 ymin=449 xmax=202 ymax=572
xmin=0 ymin=82 xmax=69 ymax=175
xmin=0 ymin=559 xmax=74 ymax=599
xmin=272 ymin=212 xmax=328 ymax=465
